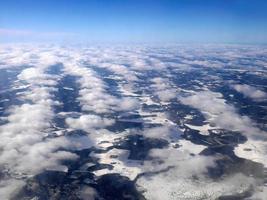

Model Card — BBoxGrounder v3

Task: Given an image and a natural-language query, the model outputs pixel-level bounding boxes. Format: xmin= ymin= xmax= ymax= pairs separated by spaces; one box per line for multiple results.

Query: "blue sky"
xmin=1 ymin=0 xmax=267 ymax=43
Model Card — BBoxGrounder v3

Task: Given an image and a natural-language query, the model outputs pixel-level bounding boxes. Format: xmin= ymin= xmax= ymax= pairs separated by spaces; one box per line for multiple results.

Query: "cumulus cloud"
xmin=64 ymin=60 xmax=140 ymax=114
xmin=1 ymin=44 xmax=266 ymax=199
xmin=0 ymin=53 xmax=78 ymax=196
xmin=151 ymin=77 xmax=177 ymax=102
xmin=0 ymin=44 xmax=59 ymax=69
xmin=144 ymin=125 xmax=181 ymax=141
xmin=119 ymin=97 xmax=140 ymax=111
xmin=0 ymin=66 xmax=75 ymax=175
xmin=232 ymin=84 xmax=267 ymax=101
xmin=179 ymin=90 xmax=267 ymax=167
xmin=135 ymin=148 xmax=252 ymax=200
xmin=0 ymin=179 xmax=25 ymax=200
xmin=66 ymin=114 xmax=114 ymax=131
xmin=180 ymin=91 xmax=264 ymax=137
xmin=11 ymin=137 xmax=78 ymax=174
xmin=98 ymin=63 xmax=138 ymax=82
xmin=143 ymin=148 xmax=216 ymax=175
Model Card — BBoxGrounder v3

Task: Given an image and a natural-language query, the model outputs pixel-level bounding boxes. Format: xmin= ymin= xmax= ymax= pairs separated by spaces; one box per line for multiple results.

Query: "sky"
xmin=0 ymin=0 xmax=267 ymax=44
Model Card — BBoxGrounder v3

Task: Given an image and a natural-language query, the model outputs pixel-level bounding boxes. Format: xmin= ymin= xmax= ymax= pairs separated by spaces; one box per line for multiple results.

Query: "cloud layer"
xmin=0 ymin=44 xmax=266 ymax=199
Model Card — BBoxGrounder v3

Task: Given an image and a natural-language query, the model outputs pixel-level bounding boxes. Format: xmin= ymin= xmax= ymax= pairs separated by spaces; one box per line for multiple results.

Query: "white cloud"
xmin=180 ymin=90 xmax=267 ymax=167
xmin=1 ymin=44 xmax=266 ymax=199
xmin=233 ymin=84 xmax=267 ymax=101
xmin=135 ymin=148 xmax=254 ymax=200
xmin=0 ymin=179 xmax=25 ymax=200
xmin=143 ymin=148 xmax=216 ymax=175
xmin=180 ymin=91 xmax=260 ymax=136
xmin=64 ymin=59 xmax=140 ymax=114
xmin=144 ymin=125 xmax=181 ymax=141
xmin=151 ymin=77 xmax=177 ymax=102
xmin=119 ymin=97 xmax=140 ymax=111
xmin=66 ymin=114 xmax=114 ymax=131
xmin=99 ymin=63 xmax=138 ymax=81
xmin=0 ymin=52 xmax=79 ymax=196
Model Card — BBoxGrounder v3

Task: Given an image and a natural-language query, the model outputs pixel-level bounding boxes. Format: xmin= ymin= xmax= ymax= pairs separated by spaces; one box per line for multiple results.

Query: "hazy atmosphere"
xmin=1 ymin=0 xmax=267 ymax=43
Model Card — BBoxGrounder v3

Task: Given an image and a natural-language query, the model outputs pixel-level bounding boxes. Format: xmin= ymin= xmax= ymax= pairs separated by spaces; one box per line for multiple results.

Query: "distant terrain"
xmin=0 ymin=44 xmax=266 ymax=199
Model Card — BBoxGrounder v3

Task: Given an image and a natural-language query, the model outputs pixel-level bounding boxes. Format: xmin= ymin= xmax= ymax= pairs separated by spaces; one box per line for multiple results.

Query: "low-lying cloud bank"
xmin=180 ymin=90 xmax=267 ymax=167
xmin=0 ymin=52 xmax=78 ymax=198
xmin=233 ymin=84 xmax=267 ymax=101
xmin=0 ymin=44 xmax=266 ymax=199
